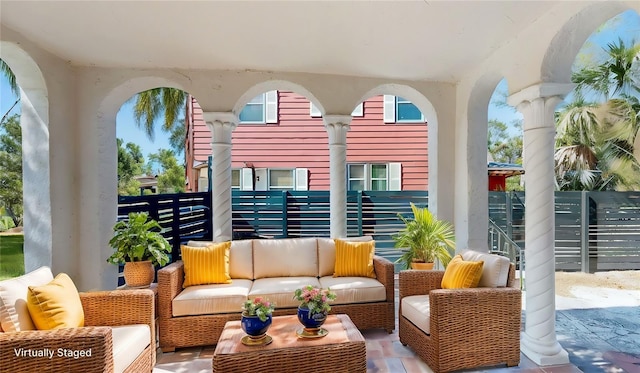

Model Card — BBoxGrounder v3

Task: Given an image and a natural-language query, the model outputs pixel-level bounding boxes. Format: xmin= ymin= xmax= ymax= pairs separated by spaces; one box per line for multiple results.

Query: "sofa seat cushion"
xmin=401 ymin=295 xmax=431 ymax=335
xmin=319 ymin=276 xmax=386 ymax=304
xmin=112 ymin=324 xmax=151 ymax=373
xmin=253 ymin=238 xmax=319 ymax=278
xmin=249 ymin=277 xmax=321 ymax=309
xmin=172 ymin=279 xmax=253 ymax=317
xmin=460 ymin=249 xmax=511 ymax=287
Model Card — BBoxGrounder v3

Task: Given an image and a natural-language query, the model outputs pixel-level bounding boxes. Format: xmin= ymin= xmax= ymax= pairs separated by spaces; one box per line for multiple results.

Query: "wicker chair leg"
xmin=507 ymin=359 xmax=520 ymax=367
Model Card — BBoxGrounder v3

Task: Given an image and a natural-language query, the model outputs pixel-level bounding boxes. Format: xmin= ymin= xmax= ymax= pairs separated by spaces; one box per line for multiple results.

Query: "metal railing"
xmin=488 ymin=218 xmax=524 ymax=288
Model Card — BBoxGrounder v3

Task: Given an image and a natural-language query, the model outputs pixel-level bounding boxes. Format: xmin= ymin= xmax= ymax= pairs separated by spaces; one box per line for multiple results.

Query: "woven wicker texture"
xmin=398 ymin=264 xmax=521 ymax=373
xmin=157 ymin=255 xmax=395 ymax=351
xmin=123 ymin=261 xmax=155 ymax=288
xmin=212 ymin=314 xmax=366 ymax=373
xmin=0 ymin=289 xmax=155 ymax=373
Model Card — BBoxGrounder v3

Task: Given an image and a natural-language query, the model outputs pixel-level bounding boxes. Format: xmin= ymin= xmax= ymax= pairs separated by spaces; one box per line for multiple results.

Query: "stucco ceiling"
xmin=1 ymin=1 xmax=560 ymax=82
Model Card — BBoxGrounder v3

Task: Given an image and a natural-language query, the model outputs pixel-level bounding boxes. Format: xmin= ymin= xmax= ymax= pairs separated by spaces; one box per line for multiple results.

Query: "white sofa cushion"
xmin=172 ymin=279 xmax=253 ymax=316
xmin=317 ymin=236 xmax=374 ymax=277
xmin=319 ymin=276 xmax=386 ymax=304
xmin=111 ymin=324 xmax=151 ymax=373
xmin=401 ymin=295 xmax=431 ymax=335
xmin=0 ymin=266 xmax=54 ymax=331
xmin=460 ymin=249 xmax=511 ymax=287
xmin=249 ymin=277 xmax=321 ymax=309
xmin=187 ymin=240 xmax=253 ymax=279
xmin=253 ymin=238 xmax=318 ymax=278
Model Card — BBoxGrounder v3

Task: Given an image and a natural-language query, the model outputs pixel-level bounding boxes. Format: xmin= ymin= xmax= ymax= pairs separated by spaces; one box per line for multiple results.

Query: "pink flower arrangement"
xmin=293 ymin=285 xmax=337 ymax=315
xmin=242 ymin=297 xmax=275 ymax=322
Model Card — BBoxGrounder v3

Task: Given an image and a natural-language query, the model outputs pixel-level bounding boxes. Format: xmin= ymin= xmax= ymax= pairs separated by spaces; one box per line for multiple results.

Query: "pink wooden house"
xmin=184 ymin=91 xmax=428 ymax=192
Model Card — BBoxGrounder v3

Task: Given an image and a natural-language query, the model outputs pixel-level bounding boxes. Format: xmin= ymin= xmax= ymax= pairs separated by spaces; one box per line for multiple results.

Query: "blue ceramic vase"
xmin=297 ymin=306 xmax=327 ymax=331
xmin=241 ymin=313 xmax=272 ymax=339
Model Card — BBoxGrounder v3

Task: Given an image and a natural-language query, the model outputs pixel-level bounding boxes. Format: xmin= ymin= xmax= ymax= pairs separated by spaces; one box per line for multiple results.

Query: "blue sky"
xmin=1 ymin=10 xmax=639 ymax=158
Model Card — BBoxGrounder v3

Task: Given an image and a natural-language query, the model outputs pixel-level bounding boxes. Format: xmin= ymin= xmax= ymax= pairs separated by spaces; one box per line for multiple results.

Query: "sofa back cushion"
xmin=0 ymin=266 xmax=54 ymax=332
xmin=187 ymin=240 xmax=253 ymax=279
xmin=317 ymin=236 xmax=373 ymax=277
xmin=460 ymin=249 xmax=511 ymax=287
xmin=253 ymin=238 xmax=318 ymax=278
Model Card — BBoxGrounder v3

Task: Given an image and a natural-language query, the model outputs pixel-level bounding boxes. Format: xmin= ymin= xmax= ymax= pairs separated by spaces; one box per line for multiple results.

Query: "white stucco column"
xmin=204 ymin=112 xmax=238 ymax=242
xmin=508 ymin=83 xmax=573 ymax=366
xmin=324 ymin=115 xmax=352 ymax=238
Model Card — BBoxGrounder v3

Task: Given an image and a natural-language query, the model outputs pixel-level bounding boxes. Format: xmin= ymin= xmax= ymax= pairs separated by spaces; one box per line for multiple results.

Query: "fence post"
xmin=580 ymin=191 xmax=589 ymax=273
xmin=282 ymin=191 xmax=288 ymax=237
xmin=506 ymin=191 xmax=513 ymax=239
xmin=171 ymin=197 xmax=181 ymax=262
xmin=357 ymin=191 xmax=363 ymax=236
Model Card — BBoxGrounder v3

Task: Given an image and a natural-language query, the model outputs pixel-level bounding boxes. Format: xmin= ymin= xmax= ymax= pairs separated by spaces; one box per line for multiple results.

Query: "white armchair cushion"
xmin=172 ymin=280 xmax=253 ymax=316
xmin=111 ymin=324 xmax=151 ymax=373
xmin=0 ymin=266 xmax=54 ymax=331
xmin=249 ymin=277 xmax=321 ymax=308
xmin=460 ymin=250 xmax=511 ymax=287
xmin=401 ymin=295 xmax=431 ymax=335
xmin=319 ymin=276 xmax=386 ymax=304
xmin=253 ymin=238 xmax=318 ymax=278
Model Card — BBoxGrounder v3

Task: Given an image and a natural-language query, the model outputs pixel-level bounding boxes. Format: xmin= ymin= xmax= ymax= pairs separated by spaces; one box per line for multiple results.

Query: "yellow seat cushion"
xmin=26 ymin=273 xmax=84 ymax=330
xmin=333 ymin=239 xmax=376 ymax=278
xmin=182 ymin=242 xmax=232 ymax=287
xmin=441 ymin=254 xmax=484 ymax=289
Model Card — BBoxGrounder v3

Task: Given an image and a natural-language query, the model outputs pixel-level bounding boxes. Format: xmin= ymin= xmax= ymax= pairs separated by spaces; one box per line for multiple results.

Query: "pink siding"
xmin=185 ymin=92 xmax=428 ymax=191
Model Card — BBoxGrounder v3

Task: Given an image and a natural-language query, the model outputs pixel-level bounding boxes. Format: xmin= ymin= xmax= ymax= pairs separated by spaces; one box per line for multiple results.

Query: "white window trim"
xmin=239 ymin=90 xmax=278 ymax=124
xmin=347 ymin=163 xmax=402 ymax=191
xmin=383 ymin=95 xmax=425 ymax=123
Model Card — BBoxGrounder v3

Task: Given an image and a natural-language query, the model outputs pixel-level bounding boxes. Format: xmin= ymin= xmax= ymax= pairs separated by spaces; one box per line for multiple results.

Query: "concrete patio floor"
xmin=153 ymin=272 xmax=640 ymax=373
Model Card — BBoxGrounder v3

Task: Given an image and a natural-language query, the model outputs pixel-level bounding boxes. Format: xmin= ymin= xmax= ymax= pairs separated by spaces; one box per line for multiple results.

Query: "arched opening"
xmin=0 ymin=43 xmax=52 ymax=278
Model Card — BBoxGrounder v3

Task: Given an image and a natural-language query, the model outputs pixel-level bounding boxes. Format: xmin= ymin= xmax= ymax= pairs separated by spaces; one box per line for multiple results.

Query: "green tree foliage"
xmin=117 ymin=138 xmax=150 ymax=196
xmin=556 ymin=38 xmax=640 ymax=191
xmin=0 ymin=114 xmax=23 ymax=226
xmin=488 ymin=119 xmax=524 ymax=191
xmin=130 ymin=88 xmax=187 ymax=154
xmin=148 ymin=149 xmax=185 ymax=193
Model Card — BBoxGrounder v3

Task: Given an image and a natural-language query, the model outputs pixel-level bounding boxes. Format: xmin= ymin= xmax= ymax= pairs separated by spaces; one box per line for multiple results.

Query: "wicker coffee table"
xmin=212 ymin=314 xmax=366 ymax=373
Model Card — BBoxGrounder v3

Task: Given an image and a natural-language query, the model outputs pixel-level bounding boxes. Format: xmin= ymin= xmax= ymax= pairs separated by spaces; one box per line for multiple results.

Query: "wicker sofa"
xmin=157 ymin=237 xmax=395 ymax=352
xmin=398 ymin=250 xmax=522 ymax=373
xmin=0 ymin=267 xmax=155 ymax=373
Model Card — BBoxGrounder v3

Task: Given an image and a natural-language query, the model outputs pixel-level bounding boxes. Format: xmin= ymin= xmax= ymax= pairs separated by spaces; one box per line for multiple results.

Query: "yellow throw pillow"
xmin=333 ymin=239 xmax=376 ymax=278
xmin=181 ymin=241 xmax=232 ymax=287
xmin=441 ymin=254 xmax=484 ymax=289
xmin=26 ymin=273 xmax=84 ymax=330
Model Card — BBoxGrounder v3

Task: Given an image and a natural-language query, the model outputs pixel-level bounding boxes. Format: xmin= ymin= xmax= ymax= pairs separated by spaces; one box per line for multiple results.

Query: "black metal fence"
xmin=117 ymin=190 xmax=640 ymax=278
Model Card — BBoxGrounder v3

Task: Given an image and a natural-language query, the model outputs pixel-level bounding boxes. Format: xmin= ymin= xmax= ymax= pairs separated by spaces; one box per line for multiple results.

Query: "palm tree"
xmin=130 ymin=88 xmax=187 ymax=152
xmin=555 ymin=39 xmax=640 ymax=191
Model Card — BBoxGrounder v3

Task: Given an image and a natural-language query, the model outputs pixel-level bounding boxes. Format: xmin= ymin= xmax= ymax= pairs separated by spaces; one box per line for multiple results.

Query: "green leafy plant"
xmin=293 ymin=285 xmax=337 ymax=316
xmin=393 ymin=203 xmax=454 ymax=269
xmin=242 ymin=297 xmax=275 ymax=322
xmin=107 ymin=212 xmax=171 ymax=266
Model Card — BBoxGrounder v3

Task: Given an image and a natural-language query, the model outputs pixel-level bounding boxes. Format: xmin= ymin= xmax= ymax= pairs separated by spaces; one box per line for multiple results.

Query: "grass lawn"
xmin=0 ymin=234 xmax=25 ymax=280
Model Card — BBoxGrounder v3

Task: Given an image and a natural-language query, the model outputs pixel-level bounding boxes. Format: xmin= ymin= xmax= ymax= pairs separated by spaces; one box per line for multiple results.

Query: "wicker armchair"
xmin=0 ymin=289 xmax=155 ymax=373
xmin=398 ymin=264 xmax=521 ymax=373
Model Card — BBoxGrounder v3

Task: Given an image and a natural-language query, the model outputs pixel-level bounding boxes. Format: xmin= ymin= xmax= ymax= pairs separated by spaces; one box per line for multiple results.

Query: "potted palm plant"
xmin=393 ymin=203 xmax=454 ymax=270
xmin=107 ymin=212 xmax=171 ymax=288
